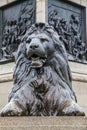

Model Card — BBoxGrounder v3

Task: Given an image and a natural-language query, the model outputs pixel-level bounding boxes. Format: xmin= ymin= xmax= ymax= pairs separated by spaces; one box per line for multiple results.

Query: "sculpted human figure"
xmin=0 ymin=23 xmax=85 ymax=116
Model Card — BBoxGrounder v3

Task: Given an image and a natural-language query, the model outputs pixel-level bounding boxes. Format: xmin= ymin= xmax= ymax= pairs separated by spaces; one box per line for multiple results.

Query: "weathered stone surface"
xmin=36 ymin=0 xmax=46 ymax=22
xmin=0 ymin=117 xmax=87 ymax=130
xmin=0 ymin=82 xmax=12 ymax=109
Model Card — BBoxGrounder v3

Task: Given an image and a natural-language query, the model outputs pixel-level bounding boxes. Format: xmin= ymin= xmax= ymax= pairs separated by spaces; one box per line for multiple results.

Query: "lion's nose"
xmin=30 ymin=44 xmax=39 ymax=49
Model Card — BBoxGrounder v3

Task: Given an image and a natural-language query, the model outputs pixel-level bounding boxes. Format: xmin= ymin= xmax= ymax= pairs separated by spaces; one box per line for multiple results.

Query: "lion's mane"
xmin=9 ymin=23 xmax=77 ymax=115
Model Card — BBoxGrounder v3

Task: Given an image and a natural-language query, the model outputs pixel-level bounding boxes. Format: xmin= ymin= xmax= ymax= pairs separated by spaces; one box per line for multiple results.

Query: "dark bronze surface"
xmin=48 ymin=0 xmax=86 ymax=63
xmin=0 ymin=23 xmax=85 ymax=116
xmin=0 ymin=0 xmax=35 ymax=63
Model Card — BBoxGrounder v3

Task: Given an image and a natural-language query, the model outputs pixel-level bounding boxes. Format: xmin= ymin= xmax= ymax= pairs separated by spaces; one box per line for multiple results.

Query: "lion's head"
xmin=23 ymin=23 xmax=65 ymax=69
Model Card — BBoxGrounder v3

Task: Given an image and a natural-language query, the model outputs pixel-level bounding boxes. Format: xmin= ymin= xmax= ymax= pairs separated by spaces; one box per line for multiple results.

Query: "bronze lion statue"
xmin=0 ymin=23 xmax=85 ymax=116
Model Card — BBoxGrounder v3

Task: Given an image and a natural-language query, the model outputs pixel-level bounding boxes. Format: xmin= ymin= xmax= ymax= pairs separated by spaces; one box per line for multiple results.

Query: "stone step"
xmin=0 ymin=117 xmax=87 ymax=130
xmin=0 ymin=126 xmax=86 ymax=130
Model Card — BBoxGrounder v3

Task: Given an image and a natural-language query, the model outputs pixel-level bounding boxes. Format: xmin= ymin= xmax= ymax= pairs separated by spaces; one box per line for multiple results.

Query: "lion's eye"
xmin=26 ymin=38 xmax=31 ymax=44
xmin=40 ymin=38 xmax=49 ymax=42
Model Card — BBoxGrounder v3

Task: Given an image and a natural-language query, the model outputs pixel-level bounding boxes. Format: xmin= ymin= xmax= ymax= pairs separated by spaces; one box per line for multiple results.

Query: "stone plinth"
xmin=0 ymin=117 xmax=87 ymax=130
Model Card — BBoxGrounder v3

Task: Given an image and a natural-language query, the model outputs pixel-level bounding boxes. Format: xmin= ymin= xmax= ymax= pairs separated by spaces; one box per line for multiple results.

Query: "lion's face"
xmin=25 ymin=32 xmax=55 ymax=68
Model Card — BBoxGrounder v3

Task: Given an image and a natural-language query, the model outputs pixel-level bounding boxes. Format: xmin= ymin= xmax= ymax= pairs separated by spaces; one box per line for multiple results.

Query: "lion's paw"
xmin=62 ymin=101 xmax=85 ymax=116
xmin=0 ymin=101 xmax=25 ymax=116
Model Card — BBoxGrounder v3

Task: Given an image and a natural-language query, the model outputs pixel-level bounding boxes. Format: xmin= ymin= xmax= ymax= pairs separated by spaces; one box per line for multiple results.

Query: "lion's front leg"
xmin=0 ymin=101 xmax=27 ymax=116
xmin=60 ymin=101 xmax=85 ymax=116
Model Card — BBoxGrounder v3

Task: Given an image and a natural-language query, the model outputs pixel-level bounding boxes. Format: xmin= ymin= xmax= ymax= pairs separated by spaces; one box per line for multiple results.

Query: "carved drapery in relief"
xmin=0 ymin=0 xmax=35 ymax=63
xmin=48 ymin=0 xmax=86 ymax=63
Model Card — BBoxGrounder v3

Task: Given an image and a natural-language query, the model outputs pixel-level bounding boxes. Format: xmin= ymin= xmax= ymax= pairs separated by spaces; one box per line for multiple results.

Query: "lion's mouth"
xmin=30 ymin=54 xmax=47 ymax=68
